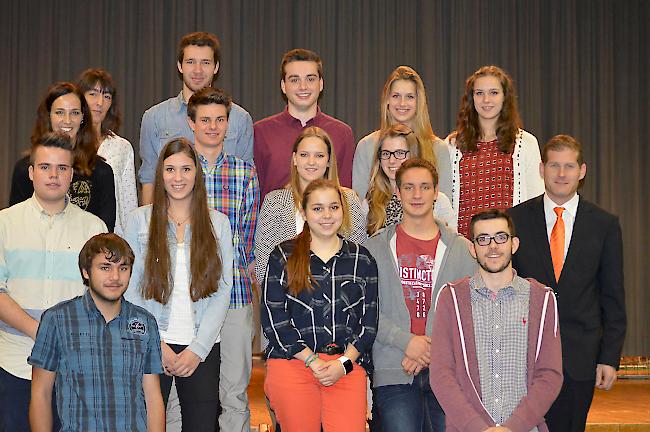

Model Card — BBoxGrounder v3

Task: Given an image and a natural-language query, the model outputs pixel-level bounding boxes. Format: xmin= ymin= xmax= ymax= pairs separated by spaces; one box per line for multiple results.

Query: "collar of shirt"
xmin=82 ymin=289 xmax=126 ymax=322
xmin=29 ymin=194 xmax=71 ymax=219
xmin=172 ymin=91 xmax=187 ymax=113
xmin=543 ymin=192 xmax=580 ymax=222
xmin=280 ymin=105 xmax=324 ymax=126
xmin=308 ymin=236 xmax=347 ymax=264
xmin=198 ymin=150 xmax=226 ymax=172
xmin=470 ymin=270 xmax=526 ymax=300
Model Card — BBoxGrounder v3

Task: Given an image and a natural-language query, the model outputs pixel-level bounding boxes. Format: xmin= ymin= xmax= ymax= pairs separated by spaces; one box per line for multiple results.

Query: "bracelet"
xmin=305 ymin=353 xmax=319 ymax=368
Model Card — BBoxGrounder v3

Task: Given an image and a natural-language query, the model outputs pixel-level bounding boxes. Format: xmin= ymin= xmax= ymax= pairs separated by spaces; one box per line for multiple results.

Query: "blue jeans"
xmin=0 ymin=367 xmax=60 ymax=432
xmin=373 ymin=368 xmax=445 ymax=432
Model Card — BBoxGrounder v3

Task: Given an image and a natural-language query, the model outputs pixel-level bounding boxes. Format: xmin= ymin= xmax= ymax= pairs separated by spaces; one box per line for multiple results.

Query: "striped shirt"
xmin=470 ymin=272 xmax=533 ymax=428
xmin=262 ymin=239 xmax=378 ymax=370
xmin=200 ymin=151 xmax=260 ymax=308
xmin=0 ymin=196 xmax=106 ymax=379
xmin=28 ymin=291 xmax=163 ymax=431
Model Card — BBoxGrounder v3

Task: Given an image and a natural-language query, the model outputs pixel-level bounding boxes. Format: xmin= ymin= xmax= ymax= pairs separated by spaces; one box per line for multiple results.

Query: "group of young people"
xmin=0 ymin=30 xmax=626 ymax=432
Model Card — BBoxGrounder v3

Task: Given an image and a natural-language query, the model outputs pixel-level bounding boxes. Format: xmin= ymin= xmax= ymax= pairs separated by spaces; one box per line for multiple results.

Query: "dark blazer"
xmin=508 ymin=194 xmax=626 ymax=381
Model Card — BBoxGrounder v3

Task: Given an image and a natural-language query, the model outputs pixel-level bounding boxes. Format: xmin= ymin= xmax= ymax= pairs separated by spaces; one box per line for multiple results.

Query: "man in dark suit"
xmin=508 ymin=134 xmax=626 ymax=432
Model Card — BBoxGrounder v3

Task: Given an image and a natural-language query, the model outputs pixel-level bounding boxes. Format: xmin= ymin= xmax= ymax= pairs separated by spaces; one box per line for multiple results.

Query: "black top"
xmin=10 ymin=155 xmax=116 ymax=232
xmin=261 ymin=238 xmax=378 ymax=370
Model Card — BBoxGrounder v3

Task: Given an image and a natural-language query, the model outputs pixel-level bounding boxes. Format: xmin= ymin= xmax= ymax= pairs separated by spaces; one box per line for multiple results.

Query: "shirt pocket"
xmin=159 ymin=128 xmax=182 ymax=148
xmin=119 ymin=335 xmax=147 ymax=373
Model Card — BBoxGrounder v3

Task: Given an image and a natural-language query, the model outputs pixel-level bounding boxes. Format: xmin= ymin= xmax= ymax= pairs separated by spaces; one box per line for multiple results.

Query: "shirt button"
xmin=495 ymin=398 xmax=500 ymax=402
xmin=495 ymin=324 xmax=499 ymax=329
xmin=495 ymin=374 xmax=499 ymax=378
xmin=495 ymin=349 xmax=500 ymax=353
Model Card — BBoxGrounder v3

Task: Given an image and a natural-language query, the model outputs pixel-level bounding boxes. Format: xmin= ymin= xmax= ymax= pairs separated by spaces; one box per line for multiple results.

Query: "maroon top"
xmin=429 ymin=276 xmax=562 ymax=432
xmin=253 ymin=107 xmax=355 ymax=198
xmin=396 ymin=225 xmax=440 ymax=336
xmin=457 ymin=139 xmax=514 ymax=238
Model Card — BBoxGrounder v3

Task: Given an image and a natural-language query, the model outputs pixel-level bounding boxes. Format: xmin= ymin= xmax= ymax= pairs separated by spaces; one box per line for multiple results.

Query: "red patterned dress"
xmin=457 ymin=139 xmax=514 ymax=237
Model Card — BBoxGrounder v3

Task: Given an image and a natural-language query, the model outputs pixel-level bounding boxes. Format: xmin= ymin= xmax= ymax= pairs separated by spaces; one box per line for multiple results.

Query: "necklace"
xmin=167 ymin=210 xmax=190 ymax=227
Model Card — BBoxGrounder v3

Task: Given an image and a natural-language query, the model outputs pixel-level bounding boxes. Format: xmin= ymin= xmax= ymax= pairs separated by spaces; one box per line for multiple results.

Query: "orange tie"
xmin=550 ymin=207 xmax=565 ymax=282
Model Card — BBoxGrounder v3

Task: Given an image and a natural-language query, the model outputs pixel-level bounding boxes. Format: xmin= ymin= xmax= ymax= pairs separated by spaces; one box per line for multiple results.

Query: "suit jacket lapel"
xmin=531 ymin=196 xmax=557 ymax=289
xmin=560 ymin=199 xmax=589 ymax=284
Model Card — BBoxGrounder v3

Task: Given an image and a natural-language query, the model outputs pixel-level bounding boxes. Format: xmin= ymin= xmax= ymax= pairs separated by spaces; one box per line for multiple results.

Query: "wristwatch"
xmin=337 ymin=356 xmax=354 ymax=375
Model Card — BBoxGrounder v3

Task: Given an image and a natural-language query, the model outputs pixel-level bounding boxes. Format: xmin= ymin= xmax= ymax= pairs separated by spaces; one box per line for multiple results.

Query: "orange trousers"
xmin=265 ymin=354 xmax=367 ymax=432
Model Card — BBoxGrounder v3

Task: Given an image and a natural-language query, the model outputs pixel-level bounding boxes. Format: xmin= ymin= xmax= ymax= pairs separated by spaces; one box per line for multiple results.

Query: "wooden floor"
xmin=247 ymin=357 xmax=650 ymax=431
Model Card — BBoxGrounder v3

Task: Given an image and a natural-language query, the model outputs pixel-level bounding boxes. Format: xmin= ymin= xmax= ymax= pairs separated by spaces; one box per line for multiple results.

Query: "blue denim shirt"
xmin=123 ymin=205 xmax=233 ymax=360
xmin=138 ymin=91 xmax=254 ymax=184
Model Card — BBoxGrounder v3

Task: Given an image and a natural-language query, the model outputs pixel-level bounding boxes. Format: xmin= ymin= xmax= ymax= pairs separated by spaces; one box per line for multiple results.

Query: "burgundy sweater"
xmin=429 ymin=276 xmax=563 ymax=432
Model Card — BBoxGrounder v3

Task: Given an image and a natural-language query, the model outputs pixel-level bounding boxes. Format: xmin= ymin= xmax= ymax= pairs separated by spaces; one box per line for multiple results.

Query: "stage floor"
xmin=247 ymin=358 xmax=650 ymax=431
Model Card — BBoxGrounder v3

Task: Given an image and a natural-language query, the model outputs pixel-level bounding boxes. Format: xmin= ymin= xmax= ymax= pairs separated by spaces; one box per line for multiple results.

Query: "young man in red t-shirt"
xmin=365 ymin=158 xmax=476 ymax=431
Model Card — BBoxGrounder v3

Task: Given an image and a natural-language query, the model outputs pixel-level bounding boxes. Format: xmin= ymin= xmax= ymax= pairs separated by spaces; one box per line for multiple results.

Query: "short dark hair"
xmin=177 ymin=32 xmax=221 ymax=65
xmin=469 ymin=209 xmax=516 ymax=240
xmin=281 ymin=48 xmax=323 ymax=80
xmin=542 ymin=134 xmax=584 ymax=165
xmin=395 ymin=158 xmax=439 ymax=189
xmin=76 ymin=68 xmax=122 ymax=136
xmin=187 ymin=87 xmax=232 ymax=121
xmin=78 ymin=233 xmax=135 ymax=287
xmin=29 ymin=131 xmax=74 ymax=166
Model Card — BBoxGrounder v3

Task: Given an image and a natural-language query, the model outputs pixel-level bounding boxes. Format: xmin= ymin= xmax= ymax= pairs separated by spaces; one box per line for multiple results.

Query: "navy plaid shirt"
xmin=261 ymin=238 xmax=378 ymax=370
xmin=28 ymin=290 xmax=163 ymax=431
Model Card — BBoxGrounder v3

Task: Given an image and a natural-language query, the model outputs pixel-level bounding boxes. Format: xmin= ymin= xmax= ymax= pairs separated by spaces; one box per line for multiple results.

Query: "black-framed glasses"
xmin=473 ymin=232 xmax=511 ymax=246
xmin=379 ymin=149 xmax=410 ymax=160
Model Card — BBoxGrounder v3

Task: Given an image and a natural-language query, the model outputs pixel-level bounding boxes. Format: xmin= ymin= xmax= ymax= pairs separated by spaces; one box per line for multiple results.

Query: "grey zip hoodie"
xmin=364 ymin=221 xmax=477 ymax=387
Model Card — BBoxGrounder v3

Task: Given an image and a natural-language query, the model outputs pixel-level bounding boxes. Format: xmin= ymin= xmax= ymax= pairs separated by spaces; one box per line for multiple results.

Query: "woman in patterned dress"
xmin=446 ymin=65 xmax=544 ymax=237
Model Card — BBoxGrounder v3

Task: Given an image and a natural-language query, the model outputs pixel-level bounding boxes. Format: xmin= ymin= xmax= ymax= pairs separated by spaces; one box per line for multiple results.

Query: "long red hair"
xmin=286 ymin=179 xmax=350 ymax=296
xmin=454 ymin=65 xmax=522 ymax=154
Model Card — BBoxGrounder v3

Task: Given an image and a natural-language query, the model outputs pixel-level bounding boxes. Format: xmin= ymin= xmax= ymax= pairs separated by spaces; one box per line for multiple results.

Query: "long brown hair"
xmin=286 ymin=179 xmax=350 ymax=296
xmin=289 ymin=126 xmax=340 ymax=207
xmin=76 ymin=68 xmax=122 ymax=138
xmin=380 ymin=66 xmax=438 ymax=164
xmin=454 ymin=65 xmax=522 ymax=154
xmin=366 ymin=124 xmax=420 ymax=235
xmin=31 ymin=82 xmax=99 ymax=176
xmin=142 ymin=138 xmax=222 ymax=304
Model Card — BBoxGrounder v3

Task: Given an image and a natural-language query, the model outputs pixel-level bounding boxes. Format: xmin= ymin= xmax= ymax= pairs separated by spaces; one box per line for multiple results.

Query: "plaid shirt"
xmin=470 ymin=272 xmax=533 ymax=428
xmin=200 ymin=151 xmax=259 ymax=308
xmin=261 ymin=239 xmax=378 ymax=370
xmin=28 ymin=291 xmax=162 ymax=431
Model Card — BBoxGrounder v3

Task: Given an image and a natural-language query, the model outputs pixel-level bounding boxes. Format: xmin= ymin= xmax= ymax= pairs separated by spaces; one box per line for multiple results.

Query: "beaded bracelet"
xmin=305 ymin=353 xmax=319 ymax=368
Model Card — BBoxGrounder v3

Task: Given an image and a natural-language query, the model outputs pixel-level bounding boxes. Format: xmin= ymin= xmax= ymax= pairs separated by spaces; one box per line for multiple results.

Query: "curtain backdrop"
xmin=1 ymin=0 xmax=647 ymax=355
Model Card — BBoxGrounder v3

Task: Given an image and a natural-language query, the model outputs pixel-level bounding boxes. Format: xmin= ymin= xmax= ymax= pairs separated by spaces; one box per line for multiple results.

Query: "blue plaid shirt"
xmin=200 ymin=151 xmax=260 ymax=308
xmin=28 ymin=290 xmax=163 ymax=431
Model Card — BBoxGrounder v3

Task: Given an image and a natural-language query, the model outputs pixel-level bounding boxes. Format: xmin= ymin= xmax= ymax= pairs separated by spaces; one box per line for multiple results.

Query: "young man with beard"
xmin=254 ymin=48 xmax=355 ymax=198
xmin=429 ymin=210 xmax=563 ymax=432
xmin=364 ymin=158 xmax=476 ymax=431
xmin=28 ymin=233 xmax=165 ymax=431
xmin=0 ymin=132 xmax=107 ymax=431
xmin=508 ymin=135 xmax=626 ymax=432
xmin=187 ymin=87 xmax=259 ymax=431
xmin=139 ymin=31 xmax=254 ymax=205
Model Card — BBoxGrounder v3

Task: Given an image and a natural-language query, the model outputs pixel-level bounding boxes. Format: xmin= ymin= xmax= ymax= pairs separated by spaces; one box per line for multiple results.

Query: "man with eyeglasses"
xmin=508 ymin=135 xmax=626 ymax=432
xmin=364 ymin=158 xmax=476 ymax=431
xmin=429 ymin=209 xmax=563 ymax=432
xmin=254 ymin=48 xmax=354 ymax=198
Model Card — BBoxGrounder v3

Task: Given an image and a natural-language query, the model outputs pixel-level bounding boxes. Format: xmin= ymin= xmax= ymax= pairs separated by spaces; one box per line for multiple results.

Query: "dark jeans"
xmin=373 ymin=368 xmax=445 ymax=432
xmin=0 ymin=367 xmax=60 ymax=432
xmin=545 ymin=372 xmax=596 ymax=432
xmin=160 ymin=343 xmax=221 ymax=432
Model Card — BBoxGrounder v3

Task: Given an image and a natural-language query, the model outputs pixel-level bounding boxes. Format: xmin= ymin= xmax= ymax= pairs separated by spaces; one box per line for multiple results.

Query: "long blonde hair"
xmin=289 ymin=126 xmax=340 ymax=207
xmin=366 ymin=124 xmax=420 ymax=235
xmin=380 ymin=66 xmax=438 ymax=165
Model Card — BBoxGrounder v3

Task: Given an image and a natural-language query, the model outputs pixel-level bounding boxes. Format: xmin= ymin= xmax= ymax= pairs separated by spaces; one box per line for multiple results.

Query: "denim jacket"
xmin=123 ymin=205 xmax=233 ymax=361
